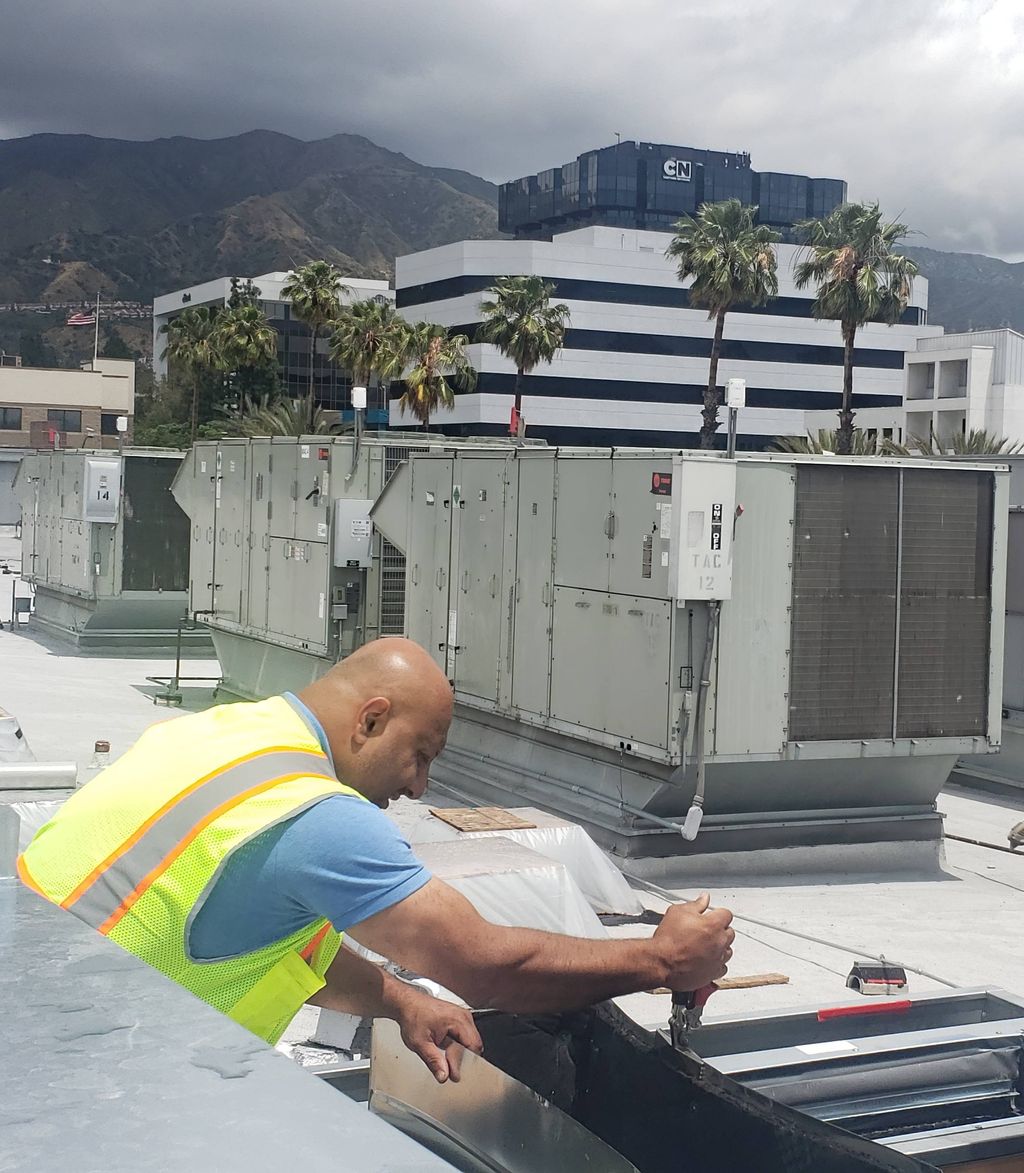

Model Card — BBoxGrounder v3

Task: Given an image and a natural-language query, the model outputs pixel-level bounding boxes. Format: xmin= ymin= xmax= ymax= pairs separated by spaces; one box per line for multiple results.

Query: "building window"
xmin=47 ymin=408 xmax=82 ymax=432
xmin=0 ymin=407 xmax=22 ymax=430
xmin=101 ymin=413 xmax=120 ymax=436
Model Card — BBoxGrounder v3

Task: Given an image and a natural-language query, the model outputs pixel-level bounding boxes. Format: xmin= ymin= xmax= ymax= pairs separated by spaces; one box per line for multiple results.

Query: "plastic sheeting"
xmin=11 ymin=801 xmax=64 ymax=852
xmin=314 ymin=837 xmax=608 ymax=1051
xmin=413 ymin=837 xmax=608 ymax=939
xmin=0 ymin=709 xmax=34 ymax=764
xmin=388 ymin=800 xmax=643 ymax=916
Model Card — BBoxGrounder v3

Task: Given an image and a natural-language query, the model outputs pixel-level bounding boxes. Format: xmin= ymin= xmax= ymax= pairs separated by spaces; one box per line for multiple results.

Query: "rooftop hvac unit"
xmin=13 ymin=448 xmax=198 ymax=649
xmin=371 ymin=449 xmax=1007 ymax=863
xmin=169 ymin=434 xmax=544 ymax=698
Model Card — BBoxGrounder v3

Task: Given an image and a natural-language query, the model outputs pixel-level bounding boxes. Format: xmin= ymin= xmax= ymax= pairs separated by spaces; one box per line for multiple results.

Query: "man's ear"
xmin=354 ymin=696 xmax=391 ymax=746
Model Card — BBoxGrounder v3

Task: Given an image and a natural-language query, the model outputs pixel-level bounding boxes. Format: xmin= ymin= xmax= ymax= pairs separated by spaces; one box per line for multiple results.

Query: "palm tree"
xmin=221 ymin=393 xmax=342 ymax=437
xmin=905 ymin=427 xmax=1023 ymax=456
xmin=666 ymin=199 xmax=780 ymax=449
xmin=329 ymin=299 xmax=410 ymax=417
xmin=398 ymin=323 xmax=476 ymax=429
xmin=281 ymin=261 xmax=349 ymax=404
xmin=774 ymin=428 xmax=887 ymax=455
xmin=213 ymin=304 xmax=278 ymax=374
xmin=477 ymin=276 xmax=570 ymax=435
xmin=795 ymin=202 xmax=918 ymax=456
xmin=160 ymin=306 xmax=220 ymax=444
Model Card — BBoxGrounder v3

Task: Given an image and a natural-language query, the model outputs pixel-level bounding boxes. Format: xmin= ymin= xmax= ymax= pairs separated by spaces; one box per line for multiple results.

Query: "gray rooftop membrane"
xmin=0 ymin=879 xmax=456 ymax=1173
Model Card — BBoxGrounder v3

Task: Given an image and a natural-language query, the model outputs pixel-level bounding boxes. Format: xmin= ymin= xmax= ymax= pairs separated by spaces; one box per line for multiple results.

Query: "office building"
xmin=500 ymin=140 xmax=847 ymax=239
xmin=394 ymin=225 xmax=940 ymax=446
xmin=153 ymin=272 xmax=394 ymax=422
xmin=0 ymin=358 xmax=135 ymax=451
xmin=805 ymin=328 xmax=1024 ymax=450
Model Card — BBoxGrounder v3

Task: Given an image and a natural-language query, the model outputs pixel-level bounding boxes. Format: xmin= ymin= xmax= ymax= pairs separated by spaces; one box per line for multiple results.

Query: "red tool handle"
xmin=671 ymin=983 xmax=718 ymax=1011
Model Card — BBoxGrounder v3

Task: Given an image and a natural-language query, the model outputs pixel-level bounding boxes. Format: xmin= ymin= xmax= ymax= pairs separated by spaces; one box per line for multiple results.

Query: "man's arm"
xmin=348 ymin=878 xmax=734 ymax=1013
xmin=308 ymin=943 xmax=483 ymax=1083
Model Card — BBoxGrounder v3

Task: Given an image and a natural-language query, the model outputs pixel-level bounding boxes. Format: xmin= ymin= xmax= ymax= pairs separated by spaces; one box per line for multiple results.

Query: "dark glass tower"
xmin=499 ymin=141 xmax=847 ymax=239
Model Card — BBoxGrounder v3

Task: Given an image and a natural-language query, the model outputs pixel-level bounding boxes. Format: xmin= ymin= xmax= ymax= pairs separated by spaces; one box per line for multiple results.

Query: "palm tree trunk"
xmin=700 ymin=309 xmax=727 ymax=449
xmin=190 ymin=373 xmax=199 ymax=445
xmin=514 ymin=368 xmax=524 ymax=415
xmin=838 ymin=322 xmax=856 ymax=456
xmin=308 ymin=323 xmax=318 ymax=407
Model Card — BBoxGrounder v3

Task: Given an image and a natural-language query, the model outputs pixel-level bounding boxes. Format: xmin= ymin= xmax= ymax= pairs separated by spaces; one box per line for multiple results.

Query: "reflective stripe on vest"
xmin=62 ymin=747 xmax=333 ymax=936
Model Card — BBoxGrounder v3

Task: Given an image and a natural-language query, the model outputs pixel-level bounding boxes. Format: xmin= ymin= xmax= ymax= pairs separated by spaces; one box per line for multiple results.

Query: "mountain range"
xmin=0 ymin=129 xmax=1022 ymax=341
xmin=0 ymin=129 xmax=498 ymax=305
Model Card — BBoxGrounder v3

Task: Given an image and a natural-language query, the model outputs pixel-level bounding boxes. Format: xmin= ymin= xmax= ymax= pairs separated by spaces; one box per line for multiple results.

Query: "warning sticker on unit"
xmin=659 ymin=503 xmax=672 ymax=539
xmin=301 ymin=444 xmax=310 ymax=459
xmin=351 ymin=519 xmax=372 ymax=538
xmin=318 ymin=593 xmax=325 ymax=619
xmin=321 ymin=472 xmax=330 ymax=497
xmin=317 ymin=522 xmax=328 ymax=538
xmin=661 ymin=550 xmax=669 ymax=567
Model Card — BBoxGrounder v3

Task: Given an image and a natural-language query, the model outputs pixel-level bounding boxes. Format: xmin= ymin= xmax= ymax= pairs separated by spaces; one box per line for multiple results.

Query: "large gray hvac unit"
xmin=957 ymin=453 xmax=1024 ymax=791
xmin=170 ymin=435 xmax=542 ymax=698
xmin=13 ymin=448 xmax=197 ymax=648
xmin=371 ymin=448 xmax=1007 ymax=862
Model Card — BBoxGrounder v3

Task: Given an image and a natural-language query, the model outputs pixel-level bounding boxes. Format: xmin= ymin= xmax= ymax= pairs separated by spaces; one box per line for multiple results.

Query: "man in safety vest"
xmin=19 ymin=637 xmax=734 ymax=1082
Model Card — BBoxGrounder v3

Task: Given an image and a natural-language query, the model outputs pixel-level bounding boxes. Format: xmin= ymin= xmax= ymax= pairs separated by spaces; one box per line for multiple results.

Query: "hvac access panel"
xmin=668 ymin=457 xmax=736 ymax=601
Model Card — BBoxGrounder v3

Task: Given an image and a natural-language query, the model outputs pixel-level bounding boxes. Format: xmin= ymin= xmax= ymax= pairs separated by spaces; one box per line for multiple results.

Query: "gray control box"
xmin=332 ymin=498 xmax=374 ymax=568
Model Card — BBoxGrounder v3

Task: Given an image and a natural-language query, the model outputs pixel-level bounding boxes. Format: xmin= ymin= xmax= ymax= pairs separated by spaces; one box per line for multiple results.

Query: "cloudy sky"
xmin=3 ymin=0 xmax=1023 ymax=258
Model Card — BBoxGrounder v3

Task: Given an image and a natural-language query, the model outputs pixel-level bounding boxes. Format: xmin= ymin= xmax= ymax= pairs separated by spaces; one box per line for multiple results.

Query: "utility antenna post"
xmin=92 ymin=290 xmax=101 ymax=366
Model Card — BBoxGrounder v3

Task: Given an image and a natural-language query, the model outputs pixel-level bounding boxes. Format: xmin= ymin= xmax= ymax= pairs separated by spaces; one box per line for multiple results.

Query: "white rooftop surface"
xmin=2 ymin=526 xmax=1022 ymax=1046
xmin=0 ymin=529 xmax=218 ymax=778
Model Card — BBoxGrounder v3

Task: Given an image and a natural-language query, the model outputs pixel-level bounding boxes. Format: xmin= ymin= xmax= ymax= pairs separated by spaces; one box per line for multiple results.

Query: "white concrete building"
xmin=905 ymin=329 xmax=1024 ymax=446
xmin=393 ymin=226 xmax=941 ymax=446
xmin=805 ymin=328 xmax=1024 ymax=450
xmin=153 ymin=271 xmax=393 ymax=421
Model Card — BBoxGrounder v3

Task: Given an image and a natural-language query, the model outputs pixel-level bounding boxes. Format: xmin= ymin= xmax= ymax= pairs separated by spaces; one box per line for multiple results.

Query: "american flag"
xmin=66 ymin=312 xmax=96 ymax=327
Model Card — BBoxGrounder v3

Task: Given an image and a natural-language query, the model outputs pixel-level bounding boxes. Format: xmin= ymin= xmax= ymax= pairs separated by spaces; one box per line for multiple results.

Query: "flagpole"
xmin=92 ymin=290 xmax=101 ymax=366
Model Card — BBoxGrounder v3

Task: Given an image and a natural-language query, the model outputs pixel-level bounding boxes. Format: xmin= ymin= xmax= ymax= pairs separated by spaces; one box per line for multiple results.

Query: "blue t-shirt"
xmin=188 ymin=694 xmax=430 ymax=961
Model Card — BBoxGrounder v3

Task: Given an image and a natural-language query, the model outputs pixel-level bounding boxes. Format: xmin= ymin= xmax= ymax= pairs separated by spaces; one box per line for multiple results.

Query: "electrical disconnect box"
xmin=332 ymin=499 xmax=375 ymax=569
xmin=669 ymin=456 xmax=736 ymax=601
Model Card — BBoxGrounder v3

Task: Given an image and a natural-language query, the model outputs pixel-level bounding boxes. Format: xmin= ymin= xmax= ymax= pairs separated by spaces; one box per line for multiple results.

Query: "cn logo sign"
xmin=662 ymin=158 xmax=692 ymax=182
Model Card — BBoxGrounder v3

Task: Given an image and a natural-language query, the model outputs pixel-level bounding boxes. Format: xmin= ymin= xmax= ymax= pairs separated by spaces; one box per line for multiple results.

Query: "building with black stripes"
xmin=394 ymin=144 xmax=942 ymax=446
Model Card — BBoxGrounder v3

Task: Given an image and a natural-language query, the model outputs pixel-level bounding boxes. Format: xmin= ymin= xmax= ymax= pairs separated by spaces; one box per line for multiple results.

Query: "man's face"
xmin=352 ymin=697 xmax=452 ymax=809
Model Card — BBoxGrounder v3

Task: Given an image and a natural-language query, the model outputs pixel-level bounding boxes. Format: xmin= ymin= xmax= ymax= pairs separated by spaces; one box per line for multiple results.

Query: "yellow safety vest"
xmin=19 ymin=696 xmax=360 ymax=1045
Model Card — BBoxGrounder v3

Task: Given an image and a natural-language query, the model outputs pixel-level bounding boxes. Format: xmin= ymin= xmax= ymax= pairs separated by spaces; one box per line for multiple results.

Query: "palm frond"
xmin=219 ymin=393 xmax=340 ymax=437
xmin=477 ymin=275 xmax=570 ymax=375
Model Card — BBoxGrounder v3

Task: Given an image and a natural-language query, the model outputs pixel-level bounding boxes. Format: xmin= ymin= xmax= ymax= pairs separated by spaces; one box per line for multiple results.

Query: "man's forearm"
xmin=308 ymin=943 xmax=410 ymax=1020
xmin=349 ymin=879 xmax=732 ymax=1015
xmin=451 ymin=927 xmax=669 ymax=1013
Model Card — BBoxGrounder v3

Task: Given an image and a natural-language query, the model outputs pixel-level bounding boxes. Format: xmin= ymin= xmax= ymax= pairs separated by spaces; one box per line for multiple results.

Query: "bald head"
xmin=298 ymin=638 xmax=453 ymax=808
xmin=321 ymin=638 xmax=452 ymax=706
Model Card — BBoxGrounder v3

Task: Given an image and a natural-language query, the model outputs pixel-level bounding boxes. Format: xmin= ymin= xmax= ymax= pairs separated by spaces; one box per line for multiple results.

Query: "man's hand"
xmin=653 ymin=893 xmax=735 ymax=991
xmin=391 ymin=983 xmax=483 ymax=1084
xmin=310 ymin=941 xmax=482 ymax=1082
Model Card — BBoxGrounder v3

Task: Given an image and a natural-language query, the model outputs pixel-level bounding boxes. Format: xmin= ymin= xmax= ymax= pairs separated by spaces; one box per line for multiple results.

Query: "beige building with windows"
xmin=0 ymin=358 xmax=135 ymax=450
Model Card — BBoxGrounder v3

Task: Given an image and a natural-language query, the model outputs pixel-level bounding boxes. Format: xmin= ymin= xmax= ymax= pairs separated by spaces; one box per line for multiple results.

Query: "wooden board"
xmin=647 ymin=973 xmax=790 ymax=995
xmin=429 ymin=806 xmax=538 ymax=833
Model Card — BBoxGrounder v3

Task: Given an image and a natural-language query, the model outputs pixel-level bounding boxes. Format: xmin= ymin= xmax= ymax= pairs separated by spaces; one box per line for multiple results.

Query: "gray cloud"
xmin=2 ymin=0 xmax=1022 ymax=257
